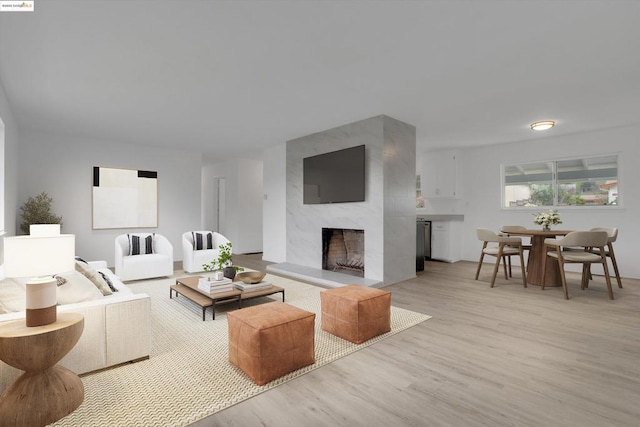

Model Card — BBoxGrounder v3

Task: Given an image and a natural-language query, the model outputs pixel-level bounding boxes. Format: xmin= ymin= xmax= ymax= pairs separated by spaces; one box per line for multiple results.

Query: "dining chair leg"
xmin=502 ymin=256 xmax=509 ymax=279
xmin=557 ymin=258 xmax=569 ymax=300
xmin=558 ymin=261 xmax=569 ymax=299
xmin=507 ymin=256 xmax=512 ymax=277
xmin=600 ymin=251 xmax=615 ymax=300
xmin=491 ymin=255 xmax=501 ymax=288
xmin=475 ymin=252 xmax=485 ymax=280
xmin=519 ymin=250 xmax=527 ymax=288
xmin=581 ymin=264 xmax=589 ymax=290
xmin=541 ymin=253 xmax=548 ymax=291
xmin=608 ymin=243 xmax=623 ymax=288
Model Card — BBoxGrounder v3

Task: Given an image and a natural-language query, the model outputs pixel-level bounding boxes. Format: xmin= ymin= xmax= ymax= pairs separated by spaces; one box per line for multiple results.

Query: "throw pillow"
xmin=192 ymin=232 xmax=214 ymax=251
xmin=99 ymin=271 xmax=118 ymax=292
xmin=128 ymin=233 xmax=155 ymax=256
xmin=54 ymin=274 xmax=67 ymax=286
xmin=75 ymin=260 xmax=113 ymax=296
xmin=56 ymin=271 xmax=104 ymax=305
xmin=74 ymin=256 xmax=89 ymax=264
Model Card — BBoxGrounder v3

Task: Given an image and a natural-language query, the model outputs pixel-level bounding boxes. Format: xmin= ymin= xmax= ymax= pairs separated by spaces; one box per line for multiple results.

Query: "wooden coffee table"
xmin=170 ymin=276 xmax=285 ymax=321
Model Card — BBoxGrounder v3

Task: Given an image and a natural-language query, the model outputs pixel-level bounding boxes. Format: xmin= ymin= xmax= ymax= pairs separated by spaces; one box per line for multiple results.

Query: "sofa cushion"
xmin=128 ymin=233 xmax=155 ymax=255
xmin=192 ymin=232 xmax=214 ymax=250
xmin=56 ymin=271 xmax=104 ymax=305
xmin=75 ymin=260 xmax=113 ymax=296
xmin=0 ymin=278 xmax=26 ymax=314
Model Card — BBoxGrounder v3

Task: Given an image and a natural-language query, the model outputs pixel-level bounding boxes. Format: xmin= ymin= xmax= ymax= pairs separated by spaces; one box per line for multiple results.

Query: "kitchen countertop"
xmin=416 ymin=214 xmax=464 ymax=221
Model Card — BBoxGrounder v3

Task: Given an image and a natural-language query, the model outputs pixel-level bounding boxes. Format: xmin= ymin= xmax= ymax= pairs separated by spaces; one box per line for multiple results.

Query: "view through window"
xmin=503 ymin=155 xmax=619 ymax=208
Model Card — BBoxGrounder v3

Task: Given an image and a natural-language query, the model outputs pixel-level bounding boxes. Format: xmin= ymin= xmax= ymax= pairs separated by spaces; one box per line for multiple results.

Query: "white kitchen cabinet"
xmin=431 ymin=221 xmax=462 ymax=262
xmin=422 ymin=150 xmax=459 ymax=198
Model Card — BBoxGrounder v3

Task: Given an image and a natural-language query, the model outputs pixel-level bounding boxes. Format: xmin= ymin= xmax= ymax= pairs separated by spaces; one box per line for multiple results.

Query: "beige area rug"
xmin=53 ymin=273 xmax=431 ymax=427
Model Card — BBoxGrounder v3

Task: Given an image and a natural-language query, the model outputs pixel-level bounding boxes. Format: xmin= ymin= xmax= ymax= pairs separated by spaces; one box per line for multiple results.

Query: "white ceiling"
xmin=1 ymin=0 xmax=639 ymax=161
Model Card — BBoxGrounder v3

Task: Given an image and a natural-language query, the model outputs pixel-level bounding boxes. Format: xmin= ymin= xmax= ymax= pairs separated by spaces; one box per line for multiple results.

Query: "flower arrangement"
xmin=533 ymin=209 xmax=562 ymax=230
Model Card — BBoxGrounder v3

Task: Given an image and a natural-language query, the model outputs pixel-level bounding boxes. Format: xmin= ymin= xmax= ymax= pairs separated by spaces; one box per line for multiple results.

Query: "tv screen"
xmin=303 ymin=145 xmax=365 ymax=204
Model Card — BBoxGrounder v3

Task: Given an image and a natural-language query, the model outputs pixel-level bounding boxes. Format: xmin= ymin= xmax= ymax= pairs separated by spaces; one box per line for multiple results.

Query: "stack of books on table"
xmin=198 ymin=277 xmax=234 ymax=294
xmin=234 ymin=281 xmax=272 ymax=292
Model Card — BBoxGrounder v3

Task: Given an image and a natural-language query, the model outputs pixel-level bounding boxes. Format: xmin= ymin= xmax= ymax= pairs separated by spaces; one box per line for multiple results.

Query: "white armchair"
xmin=182 ymin=231 xmax=230 ymax=273
xmin=115 ymin=233 xmax=174 ymax=281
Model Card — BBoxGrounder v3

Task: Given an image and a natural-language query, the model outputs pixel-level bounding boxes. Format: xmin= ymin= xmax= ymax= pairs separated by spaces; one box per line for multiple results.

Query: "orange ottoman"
xmin=227 ymin=301 xmax=315 ymax=386
xmin=321 ymin=284 xmax=391 ymax=344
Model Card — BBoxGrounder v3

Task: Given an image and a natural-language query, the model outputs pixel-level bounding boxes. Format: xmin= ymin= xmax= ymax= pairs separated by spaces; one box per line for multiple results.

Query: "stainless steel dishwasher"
xmin=416 ymin=220 xmax=432 ymax=271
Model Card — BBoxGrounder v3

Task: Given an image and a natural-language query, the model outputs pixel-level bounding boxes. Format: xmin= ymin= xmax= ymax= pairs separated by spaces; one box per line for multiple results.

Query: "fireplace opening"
xmin=322 ymin=228 xmax=364 ymax=277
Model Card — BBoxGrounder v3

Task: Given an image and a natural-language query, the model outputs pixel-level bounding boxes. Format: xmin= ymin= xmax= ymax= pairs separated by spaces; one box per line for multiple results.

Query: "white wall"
xmin=205 ymin=158 xmax=263 ymax=255
xmin=262 ymin=143 xmax=287 ymax=263
xmin=451 ymin=124 xmax=640 ymax=279
xmin=0 ymin=82 xmax=20 ymax=262
xmin=201 ymin=164 xmax=220 ymax=231
xmin=17 ymin=130 xmax=202 ymax=266
xmin=237 ymin=159 xmax=264 ymax=253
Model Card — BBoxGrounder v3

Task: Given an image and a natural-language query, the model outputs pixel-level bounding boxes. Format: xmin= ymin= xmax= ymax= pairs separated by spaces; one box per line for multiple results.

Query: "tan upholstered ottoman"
xmin=227 ymin=301 xmax=315 ymax=386
xmin=321 ymin=284 xmax=391 ymax=344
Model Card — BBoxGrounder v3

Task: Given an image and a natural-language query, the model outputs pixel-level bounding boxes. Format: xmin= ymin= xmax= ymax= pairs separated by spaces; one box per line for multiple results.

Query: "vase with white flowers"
xmin=533 ymin=209 xmax=562 ymax=231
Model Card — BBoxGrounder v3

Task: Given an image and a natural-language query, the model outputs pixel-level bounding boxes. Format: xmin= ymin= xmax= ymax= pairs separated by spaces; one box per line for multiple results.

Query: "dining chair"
xmin=475 ymin=228 xmax=527 ymax=288
xmin=499 ymin=225 xmax=532 ymax=275
xmin=588 ymin=227 xmax=623 ymax=289
xmin=541 ymin=231 xmax=614 ymax=300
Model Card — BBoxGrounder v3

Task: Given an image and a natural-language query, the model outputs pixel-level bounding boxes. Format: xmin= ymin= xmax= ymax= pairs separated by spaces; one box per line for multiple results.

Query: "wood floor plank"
xmin=192 ymin=256 xmax=640 ymax=427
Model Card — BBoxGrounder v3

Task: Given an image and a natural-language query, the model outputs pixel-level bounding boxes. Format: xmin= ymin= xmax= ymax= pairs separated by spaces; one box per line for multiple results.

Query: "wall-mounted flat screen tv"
xmin=303 ymin=145 xmax=365 ymax=204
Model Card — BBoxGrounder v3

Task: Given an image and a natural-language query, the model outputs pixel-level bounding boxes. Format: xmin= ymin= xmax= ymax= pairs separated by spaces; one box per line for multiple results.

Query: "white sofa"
xmin=0 ymin=261 xmax=151 ymax=391
xmin=115 ymin=233 xmax=174 ymax=281
xmin=182 ymin=231 xmax=230 ymax=273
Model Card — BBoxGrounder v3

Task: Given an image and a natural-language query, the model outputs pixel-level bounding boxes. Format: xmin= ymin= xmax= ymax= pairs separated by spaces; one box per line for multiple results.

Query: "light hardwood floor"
xmin=193 ymin=255 xmax=640 ymax=427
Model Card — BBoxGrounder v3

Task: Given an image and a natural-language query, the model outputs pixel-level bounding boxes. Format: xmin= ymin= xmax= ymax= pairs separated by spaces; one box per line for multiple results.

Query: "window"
xmin=503 ymin=155 xmax=619 ymax=208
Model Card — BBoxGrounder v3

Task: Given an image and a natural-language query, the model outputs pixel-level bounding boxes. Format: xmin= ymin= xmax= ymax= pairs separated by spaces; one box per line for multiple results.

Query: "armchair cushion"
xmin=182 ymin=231 xmax=230 ymax=273
xmin=128 ymin=233 xmax=155 ymax=255
xmin=192 ymin=232 xmax=214 ymax=250
xmin=115 ymin=234 xmax=174 ymax=281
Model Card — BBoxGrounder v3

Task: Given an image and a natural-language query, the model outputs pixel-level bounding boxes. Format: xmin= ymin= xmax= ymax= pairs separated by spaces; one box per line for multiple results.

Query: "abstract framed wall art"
xmin=92 ymin=166 xmax=158 ymax=229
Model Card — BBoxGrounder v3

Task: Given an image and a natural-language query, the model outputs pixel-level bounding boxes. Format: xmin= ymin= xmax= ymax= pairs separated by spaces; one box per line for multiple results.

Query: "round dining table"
xmin=504 ymin=229 xmax=573 ymax=286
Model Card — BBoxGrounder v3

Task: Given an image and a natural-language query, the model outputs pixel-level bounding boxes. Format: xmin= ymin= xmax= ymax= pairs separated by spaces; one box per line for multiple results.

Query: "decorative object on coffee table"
xmin=321 ymin=284 xmax=391 ymax=344
xmin=203 ymin=242 xmax=243 ymax=279
xmin=0 ymin=312 xmax=85 ymax=426
xmin=235 ymin=271 xmax=266 ymax=284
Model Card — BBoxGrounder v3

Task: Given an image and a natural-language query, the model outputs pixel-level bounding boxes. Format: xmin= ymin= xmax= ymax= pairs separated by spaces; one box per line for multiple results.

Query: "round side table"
xmin=0 ymin=312 xmax=85 ymax=426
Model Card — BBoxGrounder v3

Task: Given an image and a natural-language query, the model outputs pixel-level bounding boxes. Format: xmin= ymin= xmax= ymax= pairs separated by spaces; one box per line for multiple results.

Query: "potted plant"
xmin=202 ymin=242 xmax=243 ymax=279
xmin=19 ymin=192 xmax=63 ymax=234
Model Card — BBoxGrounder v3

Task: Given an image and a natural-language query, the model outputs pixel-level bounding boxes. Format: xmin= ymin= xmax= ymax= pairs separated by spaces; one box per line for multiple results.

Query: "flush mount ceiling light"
xmin=530 ymin=120 xmax=555 ymax=131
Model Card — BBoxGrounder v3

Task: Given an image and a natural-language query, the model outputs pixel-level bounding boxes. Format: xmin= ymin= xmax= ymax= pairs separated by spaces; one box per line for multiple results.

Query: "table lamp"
xmin=3 ymin=224 xmax=75 ymax=327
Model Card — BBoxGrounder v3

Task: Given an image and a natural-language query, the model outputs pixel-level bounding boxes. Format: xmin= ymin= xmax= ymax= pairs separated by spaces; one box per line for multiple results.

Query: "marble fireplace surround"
xmin=267 ymin=114 xmax=417 ymax=288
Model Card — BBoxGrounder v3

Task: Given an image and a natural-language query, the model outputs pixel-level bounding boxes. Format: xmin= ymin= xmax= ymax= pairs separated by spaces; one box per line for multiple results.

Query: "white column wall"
xmin=262 ymin=143 xmax=287 ymax=263
xmin=383 ymin=115 xmax=417 ymax=284
xmin=286 ymin=115 xmax=415 ymax=285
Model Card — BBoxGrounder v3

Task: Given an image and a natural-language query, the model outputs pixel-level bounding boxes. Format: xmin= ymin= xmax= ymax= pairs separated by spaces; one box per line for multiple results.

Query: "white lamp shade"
xmin=3 ymin=234 xmax=75 ymax=278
